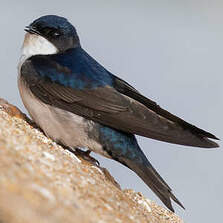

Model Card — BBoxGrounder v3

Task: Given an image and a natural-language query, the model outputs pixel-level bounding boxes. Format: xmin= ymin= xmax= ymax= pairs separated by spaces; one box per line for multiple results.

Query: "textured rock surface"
xmin=0 ymin=98 xmax=183 ymax=223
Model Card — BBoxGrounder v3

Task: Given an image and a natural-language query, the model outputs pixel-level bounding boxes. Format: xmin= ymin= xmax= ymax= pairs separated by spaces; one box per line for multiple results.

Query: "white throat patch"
xmin=19 ymin=33 xmax=58 ymax=68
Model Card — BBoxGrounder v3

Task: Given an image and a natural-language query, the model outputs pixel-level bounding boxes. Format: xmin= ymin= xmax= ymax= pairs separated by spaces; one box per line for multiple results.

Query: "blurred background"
xmin=0 ymin=0 xmax=222 ymax=222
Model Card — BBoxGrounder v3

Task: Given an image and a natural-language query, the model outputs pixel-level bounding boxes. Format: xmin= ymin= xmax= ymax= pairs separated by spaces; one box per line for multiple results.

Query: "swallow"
xmin=18 ymin=15 xmax=219 ymax=212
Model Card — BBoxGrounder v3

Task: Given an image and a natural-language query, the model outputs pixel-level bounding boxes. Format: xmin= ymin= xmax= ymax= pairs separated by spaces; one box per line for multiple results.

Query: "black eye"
xmin=52 ymin=31 xmax=61 ymax=37
xmin=41 ymin=27 xmax=61 ymax=38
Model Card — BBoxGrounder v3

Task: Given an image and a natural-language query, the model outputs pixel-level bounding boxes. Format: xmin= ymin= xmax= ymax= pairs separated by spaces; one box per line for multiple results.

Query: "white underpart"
xmin=18 ymin=33 xmax=109 ymax=158
xmin=18 ymin=81 xmax=108 ymax=157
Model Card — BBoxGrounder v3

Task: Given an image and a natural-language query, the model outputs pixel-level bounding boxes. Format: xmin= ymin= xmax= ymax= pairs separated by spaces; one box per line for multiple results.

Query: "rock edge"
xmin=0 ymin=98 xmax=183 ymax=223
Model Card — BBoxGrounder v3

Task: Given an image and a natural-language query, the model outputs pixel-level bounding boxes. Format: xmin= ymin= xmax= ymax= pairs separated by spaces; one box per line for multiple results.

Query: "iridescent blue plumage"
xmin=99 ymin=126 xmax=143 ymax=162
xmin=30 ymin=15 xmax=78 ymax=38
xmin=31 ymin=47 xmax=114 ymax=89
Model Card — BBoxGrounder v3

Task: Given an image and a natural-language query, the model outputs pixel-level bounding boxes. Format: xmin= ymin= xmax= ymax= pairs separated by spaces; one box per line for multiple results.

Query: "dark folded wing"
xmin=21 ymin=57 xmax=219 ymax=148
xmin=113 ymin=76 xmax=219 ymax=139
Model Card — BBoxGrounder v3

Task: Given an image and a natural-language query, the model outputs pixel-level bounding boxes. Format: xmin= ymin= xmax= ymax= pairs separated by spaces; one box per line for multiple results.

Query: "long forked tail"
xmin=119 ymin=149 xmax=184 ymax=212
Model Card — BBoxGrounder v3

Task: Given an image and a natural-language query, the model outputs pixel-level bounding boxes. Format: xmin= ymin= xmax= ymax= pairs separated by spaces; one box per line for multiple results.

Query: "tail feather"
xmin=146 ymin=163 xmax=185 ymax=209
xmin=120 ymin=152 xmax=184 ymax=212
xmin=170 ymin=192 xmax=185 ymax=210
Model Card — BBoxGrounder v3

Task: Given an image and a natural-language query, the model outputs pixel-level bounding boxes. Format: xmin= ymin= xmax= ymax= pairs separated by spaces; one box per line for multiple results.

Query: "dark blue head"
xmin=26 ymin=15 xmax=80 ymax=51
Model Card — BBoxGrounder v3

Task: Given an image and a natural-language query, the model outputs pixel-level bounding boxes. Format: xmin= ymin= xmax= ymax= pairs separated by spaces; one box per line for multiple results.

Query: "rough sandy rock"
xmin=0 ymin=98 xmax=183 ymax=223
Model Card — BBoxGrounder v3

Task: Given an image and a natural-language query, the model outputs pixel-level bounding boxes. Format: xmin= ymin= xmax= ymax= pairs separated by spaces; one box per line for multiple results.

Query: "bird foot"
xmin=74 ymin=148 xmax=100 ymax=166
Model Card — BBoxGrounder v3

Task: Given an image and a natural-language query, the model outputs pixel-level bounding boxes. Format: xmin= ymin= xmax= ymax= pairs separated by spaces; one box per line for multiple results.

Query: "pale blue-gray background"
xmin=0 ymin=1 xmax=222 ymax=222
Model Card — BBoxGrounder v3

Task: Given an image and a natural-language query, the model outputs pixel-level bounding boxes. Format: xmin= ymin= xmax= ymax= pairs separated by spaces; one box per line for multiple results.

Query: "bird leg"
xmin=74 ymin=148 xmax=100 ymax=166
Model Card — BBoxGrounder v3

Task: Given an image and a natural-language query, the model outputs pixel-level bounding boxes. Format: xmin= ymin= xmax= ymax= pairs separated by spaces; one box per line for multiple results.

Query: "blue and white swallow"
xmin=18 ymin=15 xmax=219 ymax=212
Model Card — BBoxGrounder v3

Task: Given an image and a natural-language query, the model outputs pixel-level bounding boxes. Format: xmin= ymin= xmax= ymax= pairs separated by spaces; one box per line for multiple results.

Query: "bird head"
xmin=22 ymin=15 xmax=80 ymax=58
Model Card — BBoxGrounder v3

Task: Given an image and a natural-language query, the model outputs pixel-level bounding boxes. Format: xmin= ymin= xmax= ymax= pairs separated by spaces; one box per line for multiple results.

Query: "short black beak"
xmin=24 ymin=26 xmax=40 ymax=35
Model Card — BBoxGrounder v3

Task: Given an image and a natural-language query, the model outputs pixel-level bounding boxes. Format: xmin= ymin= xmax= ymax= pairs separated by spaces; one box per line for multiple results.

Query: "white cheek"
xmin=22 ymin=33 xmax=58 ymax=56
xmin=18 ymin=33 xmax=58 ymax=71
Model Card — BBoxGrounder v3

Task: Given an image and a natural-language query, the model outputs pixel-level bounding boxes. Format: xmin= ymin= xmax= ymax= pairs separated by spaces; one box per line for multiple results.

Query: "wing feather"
xmin=20 ymin=56 xmax=219 ymax=148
